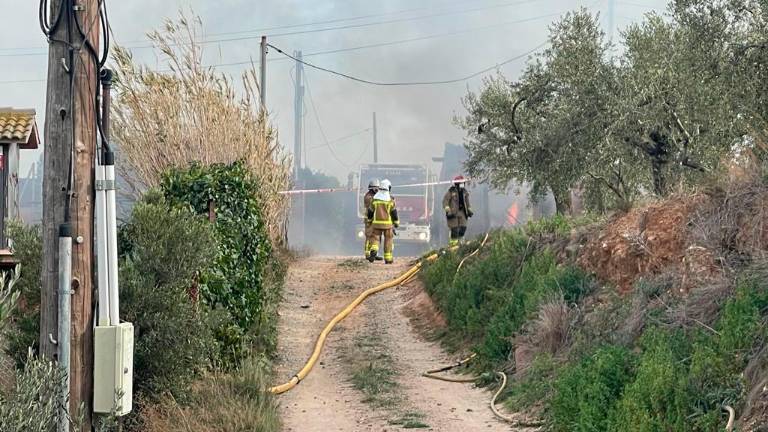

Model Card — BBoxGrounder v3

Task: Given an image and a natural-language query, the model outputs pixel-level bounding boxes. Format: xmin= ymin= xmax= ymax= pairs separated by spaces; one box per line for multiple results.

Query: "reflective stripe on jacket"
xmin=368 ymin=198 xmax=398 ymax=229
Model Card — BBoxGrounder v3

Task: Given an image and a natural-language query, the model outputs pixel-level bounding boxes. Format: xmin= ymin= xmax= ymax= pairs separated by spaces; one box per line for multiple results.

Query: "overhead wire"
xmin=268 ymin=41 xmax=548 ymax=86
xmin=2 ymin=0 xmax=545 ymax=56
xmin=303 ymin=72 xmax=370 ymax=169
xmin=308 ymin=128 xmax=372 ymax=151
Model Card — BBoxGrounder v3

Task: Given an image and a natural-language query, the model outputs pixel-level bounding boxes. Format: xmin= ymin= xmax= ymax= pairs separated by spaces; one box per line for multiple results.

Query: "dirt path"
xmin=275 ymin=256 xmax=513 ymax=432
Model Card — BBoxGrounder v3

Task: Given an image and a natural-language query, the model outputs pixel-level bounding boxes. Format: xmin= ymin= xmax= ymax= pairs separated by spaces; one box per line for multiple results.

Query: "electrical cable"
xmin=308 ymin=128 xmax=371 ymax=151
xmin=4 ymin=0 xmax=554 ymax=56
xmin=303 ymin=73 xmax=370 ymax=168
xmin=268 ymin=41 xmax=548 ymax=86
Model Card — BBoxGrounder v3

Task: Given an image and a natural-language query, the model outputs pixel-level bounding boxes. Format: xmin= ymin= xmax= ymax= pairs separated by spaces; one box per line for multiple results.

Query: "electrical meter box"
xmin=93 ymin=322 xmax=134 ymax=415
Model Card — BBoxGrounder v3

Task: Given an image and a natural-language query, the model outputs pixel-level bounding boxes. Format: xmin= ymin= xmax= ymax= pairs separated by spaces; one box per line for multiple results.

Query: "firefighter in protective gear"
xmin=367 ymin=178 xmax=399 ymax=264
xmin=363 ymin=179 xmax=383 ymax=260
xmin=443 ymin=175 xmax=473 ymax=246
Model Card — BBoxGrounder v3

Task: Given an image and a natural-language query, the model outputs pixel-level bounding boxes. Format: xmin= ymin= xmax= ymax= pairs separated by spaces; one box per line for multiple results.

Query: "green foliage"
xmin=118 ymin=196 xmax=219 ymax=404
xmin=459 ymin=2 xmax=768 ymax=210
xmin=607 ymin=330 xmax=691 ymax=431
xmin=550 ymin=346 xmax=635 ymax=432
xmin=423 ymin=229 xmax=594 ymax=369
xmin=0 ymin=353 xmax=65 ymax=432
xmin=161 ymin=161 xmax=282 ymax=362
xmin=3 ymin=223 xmax=43 ymax=368
xmin=0 ymin=267 xmax=19 ymax=331
xmin=555 ymin=274 xmax=768 ymax=431
xmin=504 ymin=354 xmax=559 ymax=411
xmin=524 ymin=214 xmax=573 ymax=237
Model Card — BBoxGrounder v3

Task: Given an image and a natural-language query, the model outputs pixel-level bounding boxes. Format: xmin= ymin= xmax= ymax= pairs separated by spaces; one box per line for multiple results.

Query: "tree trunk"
xmin=551 ymin=186 xmax=572 ymax=215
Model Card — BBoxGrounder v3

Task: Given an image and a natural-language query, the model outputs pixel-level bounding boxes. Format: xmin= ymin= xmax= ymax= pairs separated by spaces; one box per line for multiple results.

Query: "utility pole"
xmin=293 ymin=50 xmax=304 ymax=179
xmin=42 ymin=1 xmax=99 ymax=430
xmin=260 ymin=36 xmax=267 ymax=109
xmin=293 ymin=50 xmax=305 ymax=244
xmin=372 ymin=112 xmax=378 ymax=163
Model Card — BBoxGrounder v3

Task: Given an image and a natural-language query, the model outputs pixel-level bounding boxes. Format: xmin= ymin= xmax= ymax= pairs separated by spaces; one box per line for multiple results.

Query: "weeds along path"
xmin=276 ymin=256 xmax=511 ymax=432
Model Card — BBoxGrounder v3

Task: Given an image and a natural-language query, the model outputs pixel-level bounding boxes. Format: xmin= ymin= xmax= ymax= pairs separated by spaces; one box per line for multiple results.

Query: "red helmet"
xmin=453 ymin=175 xmax=466 ymax=183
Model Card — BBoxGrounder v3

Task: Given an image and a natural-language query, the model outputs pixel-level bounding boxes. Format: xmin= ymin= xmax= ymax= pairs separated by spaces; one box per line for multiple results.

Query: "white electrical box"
xmin=93 ymin=322 xmax=134 ymax=416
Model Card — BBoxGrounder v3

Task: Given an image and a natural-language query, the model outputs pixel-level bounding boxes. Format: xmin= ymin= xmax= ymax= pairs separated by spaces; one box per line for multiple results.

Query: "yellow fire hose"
xmin=269 ymin=253 xmax=439 ymax=394
xmin=422 ymin=355 xmax=544 ymax=428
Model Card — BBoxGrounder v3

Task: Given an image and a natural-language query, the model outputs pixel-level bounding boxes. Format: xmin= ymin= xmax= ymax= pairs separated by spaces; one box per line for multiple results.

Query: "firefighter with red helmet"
xmin=443 ymin=175 xmax=473 ymax=246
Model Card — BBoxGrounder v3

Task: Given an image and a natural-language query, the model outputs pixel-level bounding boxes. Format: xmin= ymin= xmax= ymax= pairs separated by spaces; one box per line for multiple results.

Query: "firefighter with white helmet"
xmin=363 ymin=178 xmax=383 ymax=260
xmin=367 ymin=178 xmax=399 ymax=264
xmin=443 ymin=175 xmax=473 ymax=246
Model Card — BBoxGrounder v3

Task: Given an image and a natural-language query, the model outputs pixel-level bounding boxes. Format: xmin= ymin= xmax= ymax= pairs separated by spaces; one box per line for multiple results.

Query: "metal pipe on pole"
xmin=57 ymin=223 xmax=72 ymax=432
xmin=101 ymin=69 xmax=120 ymax=325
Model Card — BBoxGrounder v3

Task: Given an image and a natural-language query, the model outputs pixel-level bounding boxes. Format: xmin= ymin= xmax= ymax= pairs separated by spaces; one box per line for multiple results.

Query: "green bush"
xmin=607 ymin=330 xmax=690 ymax=431
xmin=550 ymin=346 xmax=635 ymax=432
xmin=161 ymin=161 xmax=282 ymax=361
xmin=422 ymin=230 xmax=594 ymax=369
xmin=0 ymin=353 xmax=66 ymax=431
xmin=119 ymin=197 xmax=219 ymax=403
xmin=3 ymin=222 xmax=42 ymax=368
xmin=503 ymin=354 xmax=559 ymax=411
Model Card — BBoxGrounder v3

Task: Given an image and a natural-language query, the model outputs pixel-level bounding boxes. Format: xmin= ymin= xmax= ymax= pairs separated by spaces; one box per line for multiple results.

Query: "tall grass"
xmin=141 ymin=356 xmax=281 ymax=432
xmin=111 ymin=12 xmax=291 ymax=245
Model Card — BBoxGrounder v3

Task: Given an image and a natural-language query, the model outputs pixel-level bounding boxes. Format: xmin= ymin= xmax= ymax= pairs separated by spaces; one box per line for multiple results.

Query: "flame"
xmin=506 ymin=202 xmax=520 ymax=225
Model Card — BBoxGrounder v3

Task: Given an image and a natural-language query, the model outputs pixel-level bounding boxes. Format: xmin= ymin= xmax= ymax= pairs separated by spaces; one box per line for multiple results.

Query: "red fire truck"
xmin=355 ymin=164 xmax=433 ymax=251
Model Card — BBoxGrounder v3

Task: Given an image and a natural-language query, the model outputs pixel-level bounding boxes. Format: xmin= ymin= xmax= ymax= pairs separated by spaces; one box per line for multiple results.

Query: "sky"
xmin=0 ymin=0 xmax=669 ymax=182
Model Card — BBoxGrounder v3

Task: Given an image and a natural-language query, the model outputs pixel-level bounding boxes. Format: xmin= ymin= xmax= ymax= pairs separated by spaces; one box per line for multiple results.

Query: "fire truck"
xmin=355 ymin=164 xmax=433 ymax=252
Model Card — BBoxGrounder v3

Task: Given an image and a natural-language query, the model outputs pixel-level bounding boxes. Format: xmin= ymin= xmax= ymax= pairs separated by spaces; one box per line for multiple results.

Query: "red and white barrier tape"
xmin=278 ymin=179 xmax=470 ymax=195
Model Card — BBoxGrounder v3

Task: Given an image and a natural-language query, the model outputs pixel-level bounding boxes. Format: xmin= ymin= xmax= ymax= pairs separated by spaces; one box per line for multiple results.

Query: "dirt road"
xmin=275 ymin=256 xmax=513 ymax=432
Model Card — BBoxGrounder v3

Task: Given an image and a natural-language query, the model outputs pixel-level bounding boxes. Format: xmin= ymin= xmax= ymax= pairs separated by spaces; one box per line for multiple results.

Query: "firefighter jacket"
xmin=363 ymin=189 xmax=376 ymax=224
xmin=443 ymin=186 xmax=472 ymax=219
xmin=367 ymin=191 xmax=399 ymax=230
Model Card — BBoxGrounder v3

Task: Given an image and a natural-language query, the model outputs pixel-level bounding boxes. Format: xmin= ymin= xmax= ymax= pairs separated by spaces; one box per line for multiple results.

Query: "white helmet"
xmin=368 ymin=178 xmax=380 ymax=189
xmin=380 ymin=179 xmax=392 ymax=191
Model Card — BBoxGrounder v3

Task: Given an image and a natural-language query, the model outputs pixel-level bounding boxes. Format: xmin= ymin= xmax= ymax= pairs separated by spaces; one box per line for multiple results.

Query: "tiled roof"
xmin=0 ymin=108 xmax=39 ymax=149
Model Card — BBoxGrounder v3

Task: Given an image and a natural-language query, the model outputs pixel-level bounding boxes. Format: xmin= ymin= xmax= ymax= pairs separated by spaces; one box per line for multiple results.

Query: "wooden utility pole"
xmin=293 ymin=50 xmax=304 ymax=179
xmin=41 ymin=0 xmax=71 ymax=362
xmin=260 ymin=36 xmax=267 ymax=109
xmin=42 ymin=1 xmax=99 ymax=429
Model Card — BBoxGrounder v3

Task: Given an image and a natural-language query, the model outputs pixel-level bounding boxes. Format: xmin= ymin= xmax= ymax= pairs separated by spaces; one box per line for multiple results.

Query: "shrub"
xmin=550 ymin=345 xmax=635 ymax=432
xmin=422 ymin=229 xmax=594 ymax=369
xmin=3 ymin=223 xmax=42 ymax=368
xmin=161 ymin=161 xmax=282 ymax=361
xmin=608 ymin=330 xmax=690 ymax=431
xmin=503 ymin=354 xmax=559 ymax=411
xmin=0 ymin=353 xmax=66 ymax=431
xmin=118 ymin=197 xmax=219 ymax=405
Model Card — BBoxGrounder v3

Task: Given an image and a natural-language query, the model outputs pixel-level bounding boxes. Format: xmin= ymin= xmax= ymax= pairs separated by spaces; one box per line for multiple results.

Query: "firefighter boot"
xmin=368 ymin=249 xmax=377 ymax=263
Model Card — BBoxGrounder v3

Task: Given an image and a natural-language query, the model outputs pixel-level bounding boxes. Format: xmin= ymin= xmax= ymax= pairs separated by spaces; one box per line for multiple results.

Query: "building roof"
xmin=0 ymin=108 xmax=39 ymax=149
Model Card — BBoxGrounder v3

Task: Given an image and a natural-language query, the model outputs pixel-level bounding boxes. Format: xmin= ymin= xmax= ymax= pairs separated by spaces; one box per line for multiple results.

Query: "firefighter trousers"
xmin=368 ymin=228 xmax=394 ymax=261
xmin=447 ymin=212 xmax=468 ymax=246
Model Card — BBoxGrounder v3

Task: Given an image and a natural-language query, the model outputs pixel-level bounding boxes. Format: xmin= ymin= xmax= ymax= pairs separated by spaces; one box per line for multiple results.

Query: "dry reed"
xmin=111 ymin=12 xmax=291 ymax=244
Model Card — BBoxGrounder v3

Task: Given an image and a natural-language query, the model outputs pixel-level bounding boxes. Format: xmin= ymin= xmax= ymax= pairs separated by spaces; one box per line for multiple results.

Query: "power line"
xmin=0 ymin=0 xmax=545 ymax=56
xmin=304 ymin=74 xmax=369 ymax=169
xmin=308 ymin=128 xmax=372 ymax=151
xmin=0 ymin=9 xmax=563 ymax=85
xmin=268 ymin=41 xmax=548 ymax=86
xmin=173 ymin=10 xmax=565 ymax=70
xmin=3 ymin=0 xmax=503 ymax=53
